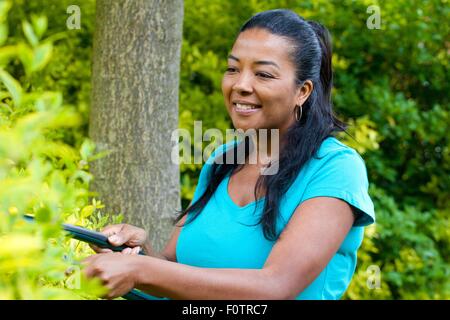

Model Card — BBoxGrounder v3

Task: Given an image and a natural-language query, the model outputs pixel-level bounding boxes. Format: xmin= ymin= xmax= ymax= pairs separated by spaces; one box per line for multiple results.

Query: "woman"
xmin=84 ymin=9 xmax=375 ymax=300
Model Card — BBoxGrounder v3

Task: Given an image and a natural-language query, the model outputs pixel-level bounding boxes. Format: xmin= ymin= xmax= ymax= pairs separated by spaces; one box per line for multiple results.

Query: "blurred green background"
xmin=0 ymin=0 xmax=448 ymax=299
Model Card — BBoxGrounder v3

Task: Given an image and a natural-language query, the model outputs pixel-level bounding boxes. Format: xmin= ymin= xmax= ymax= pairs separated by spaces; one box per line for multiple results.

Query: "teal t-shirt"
xmin=174 ymin=136 xmax=375 ymax=300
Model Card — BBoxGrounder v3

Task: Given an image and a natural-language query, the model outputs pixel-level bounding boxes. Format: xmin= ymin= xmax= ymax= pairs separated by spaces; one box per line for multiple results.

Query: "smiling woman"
xmin=222 ymin=28 xmax=309 ymax=136
xmin=83 ymin=9 xmax=375 ymax=300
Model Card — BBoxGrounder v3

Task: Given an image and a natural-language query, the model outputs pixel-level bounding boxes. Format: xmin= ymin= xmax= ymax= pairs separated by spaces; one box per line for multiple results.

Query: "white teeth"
xmin=235 ymin=103 xmax=260 ymax=110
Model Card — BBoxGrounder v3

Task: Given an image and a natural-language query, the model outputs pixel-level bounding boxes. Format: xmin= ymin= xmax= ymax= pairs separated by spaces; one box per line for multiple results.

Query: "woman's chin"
xmin=231 ymin=118 xmax=260 ymax=131
xmin=232 ymin=122 xmax=257 ymax=133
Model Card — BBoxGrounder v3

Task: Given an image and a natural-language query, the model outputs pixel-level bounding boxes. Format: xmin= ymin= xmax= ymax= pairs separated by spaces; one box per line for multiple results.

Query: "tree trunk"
xmin=89 ymin=0 xmax=183 ymax=252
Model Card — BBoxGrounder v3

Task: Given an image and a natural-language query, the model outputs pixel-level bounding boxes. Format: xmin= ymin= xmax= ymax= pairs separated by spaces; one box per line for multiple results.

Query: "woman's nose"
xmin=232 ymin=73 xmax=253 ymax=94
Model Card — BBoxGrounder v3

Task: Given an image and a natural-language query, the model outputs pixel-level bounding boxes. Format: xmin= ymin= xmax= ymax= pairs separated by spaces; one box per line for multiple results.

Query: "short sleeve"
xmin=301 ymin=148 xmax=375 ymax=227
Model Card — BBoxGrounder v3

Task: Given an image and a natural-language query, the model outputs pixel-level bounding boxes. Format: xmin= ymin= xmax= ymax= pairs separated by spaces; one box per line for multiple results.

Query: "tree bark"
xmin=89 ymin=0 xmax=183 ymax=251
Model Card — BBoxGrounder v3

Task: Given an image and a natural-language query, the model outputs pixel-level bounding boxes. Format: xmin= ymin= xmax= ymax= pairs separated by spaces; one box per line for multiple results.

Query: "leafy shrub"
xmin=0 ymin=0 xmax=119 ymax=299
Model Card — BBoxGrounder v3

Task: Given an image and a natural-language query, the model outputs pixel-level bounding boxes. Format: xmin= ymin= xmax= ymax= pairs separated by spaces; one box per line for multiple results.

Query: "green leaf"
xmin=0 ymin=69 xmax=23 ymax=106
xmin=50 ymin=171 xmax=66 ymax=195
xmin=17 ymin=43 xmax=34 ymax=74
xmin=48 ymin=109 xmax=82 ymax=128
xmin=0 ymin=45 xmax=16 ymax=67
xmin=0 ymin=1 xmax=11 ymax=23
xmin=80 ymin=139 xmax=95 ymax=161
xmin=36 ymin=206 xmax=52 ymax=223
xmin=31 ymin=15 xmax=48 ymax=39
xmin=80 ymin=205 xmax=95 ymax=219
xmin=0 ymin=23 xmax=7 ymax=46
xmin=31 ymin=42 xmax=53 ymax=72
xmin=33 ymin=91 xmax=62 ymax=111
xmin=22 ymin=21 xmax=38 ymax=47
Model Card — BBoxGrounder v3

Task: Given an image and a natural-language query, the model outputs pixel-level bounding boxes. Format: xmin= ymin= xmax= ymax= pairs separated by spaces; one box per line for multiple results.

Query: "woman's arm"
xmin=128 ymin=196 xmax=355 ymax=299
xmin=142 ymin=214 xmax=186 ymax=262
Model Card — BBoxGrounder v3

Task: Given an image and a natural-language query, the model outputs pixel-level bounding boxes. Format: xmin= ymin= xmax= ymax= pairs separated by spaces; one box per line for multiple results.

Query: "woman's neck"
xmin=246 ymin=129 xmax=282 ymax=168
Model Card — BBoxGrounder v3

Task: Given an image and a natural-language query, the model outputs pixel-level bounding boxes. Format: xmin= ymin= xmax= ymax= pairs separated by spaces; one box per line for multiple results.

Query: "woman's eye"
xmin=226 ymin=67 xmax=237 ymax=73
xmin=257 ymin=72 xmax=273 ymax=79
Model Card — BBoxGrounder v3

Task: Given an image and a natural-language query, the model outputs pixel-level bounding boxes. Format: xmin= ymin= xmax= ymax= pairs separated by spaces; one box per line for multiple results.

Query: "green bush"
xmin=0 ymin=0 xmax=119 ymax=299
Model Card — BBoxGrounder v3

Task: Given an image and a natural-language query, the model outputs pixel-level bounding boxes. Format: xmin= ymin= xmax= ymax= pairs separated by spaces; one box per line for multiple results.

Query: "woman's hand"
xmin=82 ymin=252 xmax=140 ymax=299
xmin=90 ymin=223 xmax=151 ymax=255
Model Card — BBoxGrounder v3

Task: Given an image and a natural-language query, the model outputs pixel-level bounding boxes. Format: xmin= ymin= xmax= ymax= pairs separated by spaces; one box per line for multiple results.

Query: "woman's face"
xmin=222 ymin=28 xmax=308 ymax=135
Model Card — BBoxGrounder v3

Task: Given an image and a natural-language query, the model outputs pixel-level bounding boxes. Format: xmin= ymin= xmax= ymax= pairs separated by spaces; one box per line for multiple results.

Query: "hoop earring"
xmin=295 ymin=104 xmax=303 ymax=122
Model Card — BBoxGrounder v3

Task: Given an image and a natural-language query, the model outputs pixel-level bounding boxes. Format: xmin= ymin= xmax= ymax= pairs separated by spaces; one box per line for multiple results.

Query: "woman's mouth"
xmin=233 ymin=103 xmax=262 ymax=115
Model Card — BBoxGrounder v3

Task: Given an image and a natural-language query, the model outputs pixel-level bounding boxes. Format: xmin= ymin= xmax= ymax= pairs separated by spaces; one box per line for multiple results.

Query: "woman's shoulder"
xmin=295 ymin=136 xmax=375 ymax=227
xmin=292 ymin=136 xmax=371 ymax=199
xmin=310 ymin=136 xmax=368 ymax=173
xmin=316 ymin=136 xmax=359 ymax=158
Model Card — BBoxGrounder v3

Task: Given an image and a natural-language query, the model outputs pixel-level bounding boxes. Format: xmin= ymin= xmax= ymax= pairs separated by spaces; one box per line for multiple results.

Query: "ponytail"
xmin=307 ymin=20 xmax=333 ymax=103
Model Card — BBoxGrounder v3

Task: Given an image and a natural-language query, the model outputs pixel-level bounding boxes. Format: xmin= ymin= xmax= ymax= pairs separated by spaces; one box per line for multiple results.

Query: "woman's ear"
xmin=296 ymin=80 xmax=313 ymax=106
